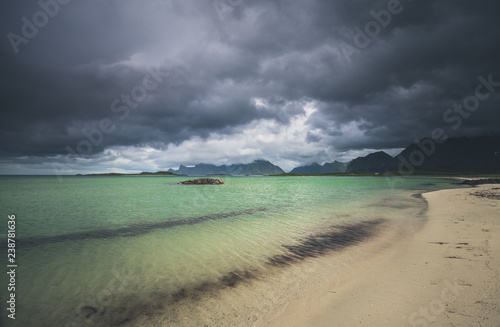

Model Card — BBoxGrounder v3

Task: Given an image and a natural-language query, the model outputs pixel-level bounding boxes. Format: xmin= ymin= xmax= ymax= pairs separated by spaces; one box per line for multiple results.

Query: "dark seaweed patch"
xmin=116 ymin=318 xmax=131 ymax=325
xmin=221 ymin=270 xmax=256 ymax=288
xmin=471 ymin=189 xmax=500 ymax=200
xmin=171 ymin=288 xmax=187 ymax=302
xmin=13 ymin=207 xmax=270 ymax=248
xmin=79 ymin=305 xmax=98 ymax=319
xmin=267 ymin=219 xmax=385 ymax=266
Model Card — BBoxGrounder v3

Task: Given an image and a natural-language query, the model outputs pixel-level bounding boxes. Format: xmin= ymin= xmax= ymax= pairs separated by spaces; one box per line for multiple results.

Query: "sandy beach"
xmin=267 ymin=184 xmax=500 ymax=326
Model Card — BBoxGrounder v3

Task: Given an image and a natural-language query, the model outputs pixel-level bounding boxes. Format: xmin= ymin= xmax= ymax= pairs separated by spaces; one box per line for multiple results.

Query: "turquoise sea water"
xmin=0 ymin=176 xmax=457 ymax=326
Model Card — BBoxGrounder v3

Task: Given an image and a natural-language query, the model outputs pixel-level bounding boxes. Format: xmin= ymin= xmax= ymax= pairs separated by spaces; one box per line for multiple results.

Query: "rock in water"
xmin=179 ymin=178 xmax=224 ymax=185
xmin=460 ymin=178 xmax=500 ymax=186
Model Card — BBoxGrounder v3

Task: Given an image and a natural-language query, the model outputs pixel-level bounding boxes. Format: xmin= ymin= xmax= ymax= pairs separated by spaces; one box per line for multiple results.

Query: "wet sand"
xmin=267 ymin=184 xmax=500 ymax=326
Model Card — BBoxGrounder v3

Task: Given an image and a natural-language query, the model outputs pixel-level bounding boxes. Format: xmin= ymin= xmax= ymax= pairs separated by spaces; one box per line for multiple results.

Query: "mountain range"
xmin=397 ymin=136 xmax=499 ymax=172
xmin=168 ymin=159 xmax=285 ymax=176
xmin=345 ymin=151 xmax=398 ymax=174
xmin=167 ymin=136 xmax=500 ymax=176
xmin=289 ymin=161 xmax=349 ymax=174
xmin=344 ymin=136 xmax=499 ymax=174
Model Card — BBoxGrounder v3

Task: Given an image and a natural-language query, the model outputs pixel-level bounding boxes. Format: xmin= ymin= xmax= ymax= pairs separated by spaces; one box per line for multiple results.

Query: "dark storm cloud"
xmin=1 ymin=0 xmax=499 ymax=172
xmin=304 ymin=0 xmax=500 ymax=150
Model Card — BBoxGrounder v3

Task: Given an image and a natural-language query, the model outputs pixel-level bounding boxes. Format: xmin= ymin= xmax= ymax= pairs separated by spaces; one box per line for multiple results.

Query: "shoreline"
xmin=266 ymin=184 xmax=500 ymax=326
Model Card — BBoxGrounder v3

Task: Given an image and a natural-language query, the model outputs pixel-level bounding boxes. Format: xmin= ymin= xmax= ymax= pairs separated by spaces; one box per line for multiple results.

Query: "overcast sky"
xmin=1 ymin=0 xmax=499 ymax=174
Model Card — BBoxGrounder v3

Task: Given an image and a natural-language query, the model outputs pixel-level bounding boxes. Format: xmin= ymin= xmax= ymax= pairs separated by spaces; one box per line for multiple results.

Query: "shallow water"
xmin=0 ymin=176 xmax=457 ymax=326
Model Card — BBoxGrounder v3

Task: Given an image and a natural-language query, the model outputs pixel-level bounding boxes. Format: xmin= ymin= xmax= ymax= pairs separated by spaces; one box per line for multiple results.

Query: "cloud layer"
xmin=1 ymin=0 xmax=499 ymax=173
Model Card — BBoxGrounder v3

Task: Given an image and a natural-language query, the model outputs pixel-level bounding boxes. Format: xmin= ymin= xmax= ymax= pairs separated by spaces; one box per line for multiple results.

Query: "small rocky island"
xmin=179 ymin=178 xmax=224 ymax=185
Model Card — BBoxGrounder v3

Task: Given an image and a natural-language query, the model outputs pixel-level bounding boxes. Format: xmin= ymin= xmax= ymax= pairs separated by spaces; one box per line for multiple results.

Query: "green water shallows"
xmin=0 ymin=176 xmax=456 ymax=326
